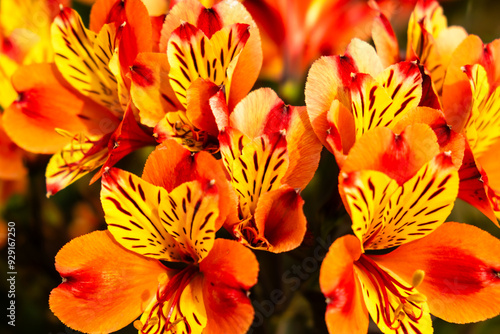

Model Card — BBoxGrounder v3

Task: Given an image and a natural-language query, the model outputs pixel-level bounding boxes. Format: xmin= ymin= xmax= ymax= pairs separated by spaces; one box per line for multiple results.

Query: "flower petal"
xmin=2 ymin=63 xmax=117 ymax=154
xmin=101 ymin=168 xmax=182 ymax=261
xmin=374 ymin=222 xmax=500 ymax=323
xmin=52 ymin=7 xmax=122 ymax=114
xmin=342 ymin=125 xmax=440 ymax=185
xmin=200 ymin=239 xmax=259 ymax=334
xmin=129 ymin=52 xmax=181 ymax=128
xmin=254 ymin=186 xmax=307 ymax=253
xmin=159 ymin=179 xmax=220 ymax=263
xmin=368 ymin=152 xmax=459 ymax=250
xmin=142 ymin=140 xmax=237 ymax=230
xmin=319 ymin=235 xmax=368 ymax=334
xmin=49 ymin=230 xmax=165 ymax=334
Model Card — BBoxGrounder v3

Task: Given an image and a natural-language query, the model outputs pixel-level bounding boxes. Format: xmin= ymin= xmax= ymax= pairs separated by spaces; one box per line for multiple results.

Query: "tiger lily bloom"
xmin=129 ymin=0 xmax=262 ymax=153
xmin=50 ymin=139 xmax=258 ymax=334
xmin=3 ymin=0 xmax=159 ymax=195
xmin=320 ymin=125 xmax=500 ymax=333
xmin=210 ymin=87 xmax=322 ymax=252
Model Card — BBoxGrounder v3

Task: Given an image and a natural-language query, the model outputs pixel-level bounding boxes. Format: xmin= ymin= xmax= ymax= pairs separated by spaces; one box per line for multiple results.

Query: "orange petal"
xmin=3 ymin=63 xmax=117 ymax=154
xmin=345 ymin=38 xmax=383 ymax=78
xmin=342 ymin=125 xmax=440 ymax=185
xmin=200 ymin=239 xmax=259 ymax=334
xmin=319 ymin=235 xmax=368 ymax=334
xmin=129 ymin=52 xmax=183 ymax=127
xmin=49 ymin=230 xmax=165 ymax=333
xmin=282 ymin=106 xmax=322 ymax=190
xmin=254 ymin=186 xmax=307 ymax=253
xmin=142 ymin=140 xmax=237 ymax=229
xmin=91 ymin=104 xmax=156 ymax=183
xmin=186 ymin=78 xmax=220 ymax=137
xmin=442 ymin=35 xmax=485 ymax=132
xmin=457 ymin=144 xmax=498 ymax=225
xmin=374 ymin=222 xmax=500 ymax=323
xmin=393 ymin=106 xmax=465 ymax=169
xmin=371 ymin=10 xmax=399 ymax=68
xmin=305 ymin=55 xmax=355 ymax=148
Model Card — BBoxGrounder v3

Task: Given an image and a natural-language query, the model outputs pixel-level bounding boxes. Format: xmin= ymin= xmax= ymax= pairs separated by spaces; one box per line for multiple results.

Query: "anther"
xmin=133 ymin=320 xmax=144 ymax=330
xmin=412 ymin=269 xmax=425 ymax=288
xmin=407 ymin=293 xmax=427 ymax=304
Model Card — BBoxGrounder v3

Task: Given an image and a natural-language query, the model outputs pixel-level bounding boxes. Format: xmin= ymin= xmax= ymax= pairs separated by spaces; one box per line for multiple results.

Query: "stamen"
xmin=357 ymin=255 xmax=427 ymax=330
xmin=412 ymin=269 xmax=425 ymax=288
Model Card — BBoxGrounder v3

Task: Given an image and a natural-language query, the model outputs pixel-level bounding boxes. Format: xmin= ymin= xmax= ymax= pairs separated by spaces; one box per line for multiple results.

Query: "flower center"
xmin=356 ymin=254 xmax=426 ymax=330
xmin=136 ymin=265 xmax=199 ymax=334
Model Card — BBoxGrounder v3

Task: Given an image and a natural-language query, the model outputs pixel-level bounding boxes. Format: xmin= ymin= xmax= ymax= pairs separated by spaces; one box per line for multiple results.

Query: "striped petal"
xmin=142 ymin=140 xmax=237 ymax=231
xmin=368 ymin=152 xmax=459 ymax=250
xmin=340 ymin=169 xmax=399 ymax=250
xmin=129 ymin=52 xmax=182 ymax=128
xmin=229 ymin=132 xmax=288 ymax=218
xmin=167 ymin=22 xmax=249 ymax=108
xmin=101 ymin=168 xmax=182 ymax=261
xmin=463 ymin=64 xmax=500 ymax=158
xmin=159 ymin=179 xmax=220 ymax=264
xmin=46 ymin=131 xmax=110 ymax=196
xmin=52 ymin=7 xmax=122 ymax=114
xmin=356 ymin=255 xmax=433 ymax=334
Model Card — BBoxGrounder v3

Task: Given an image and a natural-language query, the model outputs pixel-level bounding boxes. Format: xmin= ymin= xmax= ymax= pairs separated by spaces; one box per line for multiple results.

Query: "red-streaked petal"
xmin=3 ymin=63 xmax=118 ymax=154
xmin=305 ymin=55 xmax=356 ymax=148
xmin=200 ymin=239 xmax=259 ymax=334
xmin=374 ymin=222 xmax=500 ymax=323
xmin=101 ymin=168 xmax=182 ymax=261
xmin=229 ymin=88 xmax=289 ymax=139
xmin=142 ymin=139 xmax=237 ymax=230
xmin=367 ymin=152 xmax=459 ymax=250
xmin=49 ymin=230 xmax=166 ymax=334
xmin=254 ymin=186 xmax=307 ymax=253
xmin=230 ymin=133 xmax=288 ymax=218
xmin=46 ymin=132 xmax=109 ymax=196
xmin=320 ymin=235 xmax=368 ymax=334
xmin=52 ymin=7 xmax=122 ymax=114
xmin=342 ymin=125 xmax=440 ymax=185
xmin=129 ymin=52 xmax=181 ymax=128
xmin=160 ymin=179 xmax=220 ymax=263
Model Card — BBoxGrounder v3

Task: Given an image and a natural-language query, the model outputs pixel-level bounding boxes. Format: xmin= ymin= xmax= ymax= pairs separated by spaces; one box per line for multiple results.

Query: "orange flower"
xmin=242 ymin=0 xmax=400 ymax=84
xmin=210 ymin=87 xmax=322 ymax=252
xmin=50 ymin=140 xmax=258 ymax=333
xmin=320 ymin=125 xmax=500 ymax=333
xmin=129 ymin=0 xmax=262 ymax=152
xmin=3 ymin=0 xmax=158 ymax=195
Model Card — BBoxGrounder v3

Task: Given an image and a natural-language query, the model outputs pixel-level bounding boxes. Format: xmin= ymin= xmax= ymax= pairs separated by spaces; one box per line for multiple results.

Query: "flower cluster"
xmin=2 ymin=0 xmax=500 ymax=333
